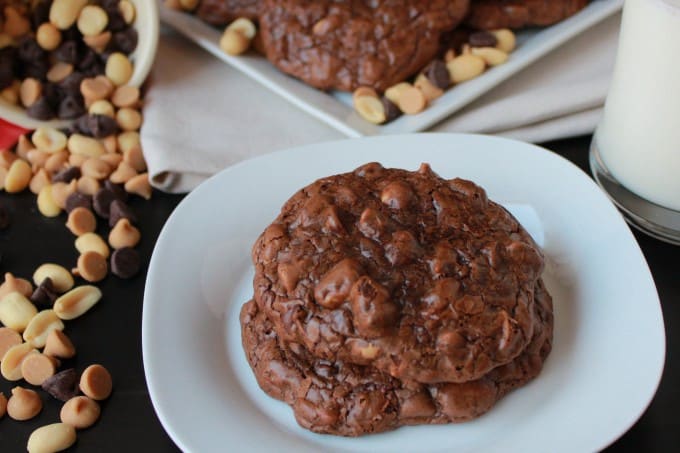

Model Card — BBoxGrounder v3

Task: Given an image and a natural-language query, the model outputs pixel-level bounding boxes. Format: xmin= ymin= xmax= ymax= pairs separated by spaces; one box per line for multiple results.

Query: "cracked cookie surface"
xmin=465 ymin=0 xmax=590 ymax=29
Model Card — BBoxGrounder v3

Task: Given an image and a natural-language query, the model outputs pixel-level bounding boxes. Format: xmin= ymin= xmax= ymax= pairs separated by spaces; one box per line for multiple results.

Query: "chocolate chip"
xmin=104 ymin=180 xmax=128 ymax=202
xmin=93 ymin=188 xmax=116 ymax=218
xmin=111 ymin=28 xmax=138 ymax=54
xmin=111 ymin=247 xmax=141 ymax=279
xmin=469 ymin=31 xmax=498 ymax=48
xmin=30 ymin=277 xmax=58 ymax=308
xmin=109 ymin=200 xmax=137 ymax=227
xmin=18 ymin=37 xmax=47 ymax=63
xmin=31 ymin=0 xmax=52 ymax=29
xmin=43 ymin=82 xmax=65 ymax=107
xmin=58 ymin=94 xmax=86 ymax=119
xmin=52 ymin=166 xmax=81 ymax=184
xmin=21 ymin=59 xmax=49 ymax=81
xmin=0 ymin=47 xmax=16 ymax=89
xmin=60 ymin=71 xmax=86 ymax=96
xmin=53 ymin=41 xmax=80 ymax=64
xmin=76 ymin=114 xmax=119 ymax=138
xmin=26 ymin=97 xmax=55 ymax=120
xmin=0 ymin=203 xmax=10 ymax=230
xmin=107 ymin=10 xmax=127 ymax=32
xmin=42 ymin=368 xmax=80 ymax=402
xmin=65 ymin=192 xmax=93 ymax=213
xmin=381 ymin=97 xmax=401 ymax=123
xmin=77 ymin=47 xmax=98 ymax=72
xmin=424 ymin=60 xmax=450 ymax=90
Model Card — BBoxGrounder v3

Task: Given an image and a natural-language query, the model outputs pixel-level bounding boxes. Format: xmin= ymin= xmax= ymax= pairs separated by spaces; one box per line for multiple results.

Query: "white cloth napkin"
xmin=141 ymin=14 xmax=620 ymax=193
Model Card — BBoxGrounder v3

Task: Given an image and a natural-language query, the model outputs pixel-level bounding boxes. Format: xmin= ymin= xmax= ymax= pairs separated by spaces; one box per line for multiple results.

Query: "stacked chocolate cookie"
xmin=241 ymin=162 xmax=554 ymax=436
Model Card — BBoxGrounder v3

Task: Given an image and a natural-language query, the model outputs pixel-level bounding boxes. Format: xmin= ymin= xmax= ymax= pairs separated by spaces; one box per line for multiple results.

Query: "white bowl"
xmin=0 ymin=0 xmax=159 ymax=130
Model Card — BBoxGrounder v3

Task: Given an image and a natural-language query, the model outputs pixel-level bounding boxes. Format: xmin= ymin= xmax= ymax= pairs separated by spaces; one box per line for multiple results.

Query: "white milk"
xmin=595 ymin=0 xmax=680 ymax=210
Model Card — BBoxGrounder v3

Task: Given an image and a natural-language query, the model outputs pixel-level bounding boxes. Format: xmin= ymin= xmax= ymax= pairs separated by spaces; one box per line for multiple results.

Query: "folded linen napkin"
xmin=141 ymin=14 xmax=620 ymax=193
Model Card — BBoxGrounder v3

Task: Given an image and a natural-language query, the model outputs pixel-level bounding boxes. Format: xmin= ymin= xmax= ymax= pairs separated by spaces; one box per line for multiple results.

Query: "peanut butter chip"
xmin=111 ymin=85 xmax=140 ymax=108
xmin=109 ymin=218 xmax=141 ymax=249
xmin=21 ymin=353 xmax=56 ymax=386
xmin=79 ymin=364 xmax=112 ymax=400
xmin=77 ymin=251 xmax=108 ymax=283
xmin=66 ymin=207 xmax=97 ymax=236
xmin=44 ymin=330 xmax=76 ymax=359
xmin=0 ymin=327 xmax=22 ymax=359
xmin=397 ymin=86 xmax=427 ymax=115
xmin=7 ymin=387 xmax=42 ymax=421
xmin=60 ymin=396 xmax=100 ymax=429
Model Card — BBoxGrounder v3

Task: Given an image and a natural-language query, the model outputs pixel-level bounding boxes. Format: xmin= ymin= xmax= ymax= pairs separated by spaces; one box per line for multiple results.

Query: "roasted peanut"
xmin=27 ymin=423 xmax=76 ymax=453
xmin=415 ymin=74 xmax=444 ymax=102
xmin=44 ymin=150 xmax=69 ymax=173
xmin=32 ymin=127 xmax=67 ymax=153
xmin=20 ymin=78 xmax=42 ymax=107
xmin=397 ymin=85 xmax=427 ymax=115
xmin=50 ymin=0 xmax=88 ymax=30
xmin=53 ymin=285 xmax=102 ymax=320
xmin=5 ymin=159 xmax=31 ymax=193
xmin=220 ymin=28 xmax=250 ymax=56
xmin=88 ymin=99 xmax=115 ymax=117
xmin=36 ymin=22 xmax=62 ymax=51
xmin=33 ymin=264 xmax=74 ymax=294
xmin=1 ymin=342 xmax=37 ymax=380
xmin=0 ymin=293 xmax=38 ymax=333
xmin=7 ymin=387 xmax=42 ymax=421
xmin=77 ymin=176 xmax=101 ymax=195
xmin=106 ymin=52 xmax=133 ymax=86
xmin=491 ymin=28 xmax=516 ymax=53
xmin=37 ymin=185 xmax=61 ymax=217
xmin=447 ymin=54 xmax=486 ymax=83
xmin=46 ymin=62 xmax=74 ymax=83
xmin=353 ymin=96 xmax=386 ymax=124
xmin=471 ymin=46 xmax=509 ymax=66
xmin=80 ymin=76 xmax=113 ymax=103
xmin=23 ymin=309 xmax=64 ymax=348
xmin=111 ymin=85 xmax=140 ymax=108
xmin=227 ymin=17 xmax=257 ymax=39
xmin=384 ymin=82 xmax=412 ymax=105
xmin=119 ymin=1 xmax=136 ymax=24
xmin=75 ymin=233 xmax=110 ymax=258
xmin=77 ymin=5 xmax=109 ymax=36
xmin=51 ymin=180 xmax=77 ymax=210
xmin=81 ymin=158 xmax=112 ymax=180
xmin=68 ymin=134 xmax=106 ymax=157
xmin=116 ymin=107 xmax=142 ymax=131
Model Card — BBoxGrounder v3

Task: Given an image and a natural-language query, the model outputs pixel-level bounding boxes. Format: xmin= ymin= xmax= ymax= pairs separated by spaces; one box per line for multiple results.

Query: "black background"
xmin=0 ymin=135 xmax=678 ymax=451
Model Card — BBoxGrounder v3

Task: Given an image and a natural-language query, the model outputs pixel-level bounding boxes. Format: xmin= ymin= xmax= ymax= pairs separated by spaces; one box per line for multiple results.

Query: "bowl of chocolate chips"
xmin=0 ymin=0 xmax=159 ymax=130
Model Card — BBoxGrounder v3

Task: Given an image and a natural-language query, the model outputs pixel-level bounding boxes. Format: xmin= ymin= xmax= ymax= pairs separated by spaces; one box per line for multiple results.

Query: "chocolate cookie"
xmin=251 ymin=162 xmax=544 ymax=384
xmin=196 ymin=0 xmax=261 ymax=26
xmin=465 ymin=0 xmax=590 ymax=30
xmin=258 ymin=0 xmax=470 ymax=92
xmin=240 ymin=279 xmax=553 ymax=436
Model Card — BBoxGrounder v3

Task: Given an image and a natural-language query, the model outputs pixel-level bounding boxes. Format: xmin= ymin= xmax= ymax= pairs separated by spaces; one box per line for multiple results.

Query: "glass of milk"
xmin=590 ymin=0 xmax=680 ymax=244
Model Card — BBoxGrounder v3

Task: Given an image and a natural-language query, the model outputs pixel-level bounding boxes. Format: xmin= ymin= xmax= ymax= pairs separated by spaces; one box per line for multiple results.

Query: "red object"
xmin=0 ymin=118 xmax=30 ymax=150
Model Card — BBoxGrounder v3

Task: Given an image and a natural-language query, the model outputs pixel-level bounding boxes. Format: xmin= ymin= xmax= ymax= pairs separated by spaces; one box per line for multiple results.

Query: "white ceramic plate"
xmin=143 ymin=134 xmax=664 ymax=453
xmin=159 ymin=0 xmax=622 ymax=137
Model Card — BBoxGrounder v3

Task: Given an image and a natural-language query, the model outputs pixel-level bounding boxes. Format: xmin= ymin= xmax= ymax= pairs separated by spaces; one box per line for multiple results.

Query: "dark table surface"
xmin=0 ymin=135 xmax=677 ymax=452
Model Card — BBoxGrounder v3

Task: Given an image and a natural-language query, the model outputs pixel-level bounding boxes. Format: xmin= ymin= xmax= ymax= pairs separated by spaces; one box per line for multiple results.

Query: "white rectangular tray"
xmin=160 ymin=0 xmax=622 ymax=137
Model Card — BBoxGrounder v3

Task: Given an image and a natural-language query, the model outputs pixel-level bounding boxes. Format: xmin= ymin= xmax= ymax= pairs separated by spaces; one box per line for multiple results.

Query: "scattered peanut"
xmin=116 ymin=107 xmax=142 ymax=131
xmin=44 ymin=151 xmax=69 ymax=173
xmin=414 ymin=74 xmax=444 ymax=102
xmin=77 ymin=251 xmax=108 ymax=283
xmin=32 ymin=127 xmax=67 ymax=153
xmin=21 ymin=353 xmax=57 ymax=386
xmin=1 ymin=342 xmax=37 ymax=380
xmin=111 ymin=85 xmax=140 ymax=108
xmin=80 ymin=76 xmax=114 ymax=103
xmin=81 ymin=158 xmax=112 ymax=180
xmin=27 ymin=423 xmax=76 ymax=453
xmin=46 ymin=62 xmax=74 ymax=83
xmin=447 ymin=54 xmax=486 ymax=83
xmin=80 ymin=364 xmax=112 ymax=400
xmin=105 ymin=52 xmax=133 ymax=86
xmin=491 ymin=28 xmax=516 ymax=53
xmin=119 ymin=1 xmax=136 ymax=25
xmin=7 ymin=387 xmax=42 ymax=421
xmin=20 ymin=78 xmax=42 ymax=108
xmin=384 ymin=82 xmax=411 ymax=105
xmin=220 ymin=28 xmax=250 ymax=56
xmin=61 ymin=396 xmax=101 ymax=429
xmin=67 ymin=134 xmax=106 ymax=157
xmin=37 ymin=185 xmax=61 ymax=218
xmin=66 ymin=207 xmax=97 ymax=236
xmin=0 ymin=292 xmax=38 ymax=333
xmin=50 ymin=0 xmax=88 ymax=30
xmin=77 ymin=5 xmax=108 ymax=36
xmin=75 ymin=233 xmax=110 ymax=258
xmin=123 ymin=146 xmax=147 ymax=172
xmin=5 ymin=159 xmax=32 ymax=193
xmin=77 ymin=176 xmax=101 ymax=195
xmin=34 ymin=264 xmax=74 ymax=294
xmin=471 ymin=46 xmax=509 ymax=66
xmin=23 ymin=309 xmax=64 ymax=348
xmin=53 ymin=285 xmax=102 ymax=320
xmin=51 ymin=180 xmax=78 ymax=210
xmin=227 ymin=17 xmax=257 ymax=40
xmin=44 ymin=330 xmax=76 ymax=359
xmin=397 ymin=85 xmax=427 ymax=115
xmin=36 ymin=22 xmax=62 ymax=51
xmin=353 ymin=95 xmax=386 ymax=124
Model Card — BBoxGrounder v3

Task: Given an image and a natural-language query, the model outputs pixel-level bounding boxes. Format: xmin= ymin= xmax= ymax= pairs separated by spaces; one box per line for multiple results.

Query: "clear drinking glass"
xmin=590 ymin=0 xmax=680 ymax=244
